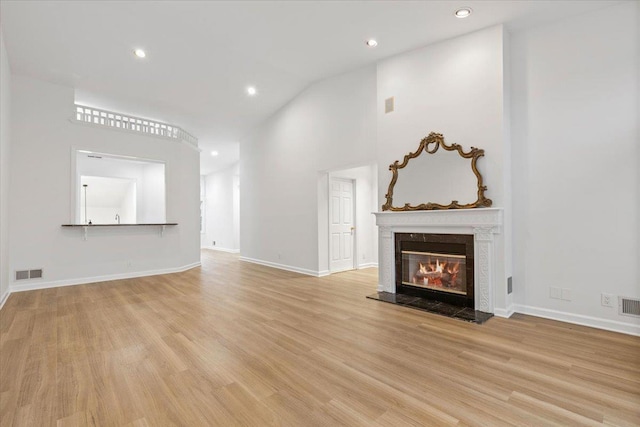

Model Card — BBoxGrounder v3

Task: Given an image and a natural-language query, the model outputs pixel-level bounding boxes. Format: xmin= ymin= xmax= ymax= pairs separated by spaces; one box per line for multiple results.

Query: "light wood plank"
xmin=1 ymin=249 xmax=639 ymax=426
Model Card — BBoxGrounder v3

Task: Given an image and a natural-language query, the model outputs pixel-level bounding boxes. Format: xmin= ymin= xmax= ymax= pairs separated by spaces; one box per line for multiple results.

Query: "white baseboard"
xmin=358 ymin=262 xmax=378 ymax=269
xmin=513 ymin=304 xmax=640 ymax=337
xmin=494 ymin=304 xmax=515 ymax=318
xmin=202 ymin=246 xmax=240 ymax=254
xmin=239 ymin=256 xmax=324 ymax=277
xmin=8 ymin=262 xmax=201 ymax=294
xmin=237 ymin=256 xmax=373 ymax=278
xmin=0 ymin=289 xmax=9 ymax=310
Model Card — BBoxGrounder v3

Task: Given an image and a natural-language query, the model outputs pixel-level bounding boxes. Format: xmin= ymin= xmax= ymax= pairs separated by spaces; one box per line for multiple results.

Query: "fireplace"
xmin=395 ymin=233 xmax=474 ymax=308
xmin=374 ymin=209 xmax=504 ymax=314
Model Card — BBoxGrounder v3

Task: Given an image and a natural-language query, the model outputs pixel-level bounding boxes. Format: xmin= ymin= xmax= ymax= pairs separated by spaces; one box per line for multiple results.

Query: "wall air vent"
xmin=14 ymin=269 xmax=43 ymax=280
xmin=619 ymin=297 xmax=640 ymax=317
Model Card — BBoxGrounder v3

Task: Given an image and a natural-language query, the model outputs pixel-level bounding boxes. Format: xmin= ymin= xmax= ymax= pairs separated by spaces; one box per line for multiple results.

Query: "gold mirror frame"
xmin=382 ymin=132 xmax=492 ymax=211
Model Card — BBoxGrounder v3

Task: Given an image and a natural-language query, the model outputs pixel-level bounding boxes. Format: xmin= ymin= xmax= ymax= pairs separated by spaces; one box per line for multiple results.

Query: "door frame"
xmin=328 ymin=176 xmax=357 ymax=273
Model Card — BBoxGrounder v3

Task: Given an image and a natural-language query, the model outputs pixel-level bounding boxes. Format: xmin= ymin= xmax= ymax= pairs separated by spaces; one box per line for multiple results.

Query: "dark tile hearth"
xmin=367 ymin=292 xmax=493 ymax=324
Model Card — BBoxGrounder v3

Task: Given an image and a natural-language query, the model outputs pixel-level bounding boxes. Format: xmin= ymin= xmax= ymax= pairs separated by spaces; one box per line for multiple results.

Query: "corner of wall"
xmin=0 ymin=27 xmax=13 ymax=302
xmin=240 ymin=65 xmax=377 ymax=273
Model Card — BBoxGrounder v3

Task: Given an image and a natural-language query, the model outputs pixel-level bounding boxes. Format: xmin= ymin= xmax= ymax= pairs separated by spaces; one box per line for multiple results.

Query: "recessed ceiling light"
xmin=246 ymin=86 xmax=257 ymax=96
xmin=133 ymin=48 xmax=146 ymax=58
xmin=211 ymin=151 xmax=219 ymax=156
xmin=455 ymin=8 xmax=472 ymax=18
xmin=366 ymin=39 xmax=378 ymax=47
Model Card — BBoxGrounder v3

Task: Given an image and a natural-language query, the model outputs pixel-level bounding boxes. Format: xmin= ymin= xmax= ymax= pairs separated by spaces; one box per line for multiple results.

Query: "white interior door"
xmin=329 ymin=178 xmax=355 ymax=273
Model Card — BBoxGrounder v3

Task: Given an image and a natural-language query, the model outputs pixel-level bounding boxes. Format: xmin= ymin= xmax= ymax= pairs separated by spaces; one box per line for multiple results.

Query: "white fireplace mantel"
xmin=373 ymin=208 xmax=503 ymax=313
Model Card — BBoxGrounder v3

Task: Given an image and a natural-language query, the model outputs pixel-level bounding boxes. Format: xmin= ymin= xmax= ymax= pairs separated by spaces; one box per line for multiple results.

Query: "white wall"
xmin=120 ymin=181 xmax=137 ymax=224
xmin=140 ymin=162 xmax=166 ymax=223
xmin=201 ymin=163 xmax=240 ymax=253
xmin=377 ymin=25 xmax=507 ymax=206
xmin=241 ymin=65 xmax=377 ymax=274
xmin=83 ymin=207 xmax=119 ymax=225
xmin=0 ymin=28 xmax=11 ymax=304
xmin=376 ymin=25 xmax=512 ymax=312
xmin=9 ymin=75 xmax=200 ymax=290
xmin=511 ymin=2 xmax=639 ymax=333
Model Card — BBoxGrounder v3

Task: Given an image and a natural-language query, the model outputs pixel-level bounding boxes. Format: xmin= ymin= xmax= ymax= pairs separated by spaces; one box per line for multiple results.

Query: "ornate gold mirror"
xmin=382 ymin=132 xmax=492 ymax=211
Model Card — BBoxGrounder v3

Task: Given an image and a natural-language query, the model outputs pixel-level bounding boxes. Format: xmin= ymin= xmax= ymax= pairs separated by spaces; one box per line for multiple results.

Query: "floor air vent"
xmin=619 ymin=297 xmax=640 ymax=317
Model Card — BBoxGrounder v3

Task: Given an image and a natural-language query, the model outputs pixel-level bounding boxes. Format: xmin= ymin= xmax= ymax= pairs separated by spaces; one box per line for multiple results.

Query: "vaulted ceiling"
xmin=0 ymin=1 xmax=619 ymax=174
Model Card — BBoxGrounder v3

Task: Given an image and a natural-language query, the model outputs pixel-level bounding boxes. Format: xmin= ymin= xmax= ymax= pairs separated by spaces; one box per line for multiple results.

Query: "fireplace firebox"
xmin=395 ymin=233 xmax=474 ymax=308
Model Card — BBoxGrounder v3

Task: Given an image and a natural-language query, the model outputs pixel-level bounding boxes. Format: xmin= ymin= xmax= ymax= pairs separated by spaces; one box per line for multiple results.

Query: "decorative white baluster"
xmin=71 ymin=104 xmax=199 ymax=147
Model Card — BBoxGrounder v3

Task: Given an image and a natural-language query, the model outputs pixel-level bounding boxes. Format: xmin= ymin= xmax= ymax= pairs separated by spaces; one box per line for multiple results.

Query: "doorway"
xmin=329 ymin=177 xmax=355 ymax=273
xmin=318 ymin=164 xmax=378 ymax=276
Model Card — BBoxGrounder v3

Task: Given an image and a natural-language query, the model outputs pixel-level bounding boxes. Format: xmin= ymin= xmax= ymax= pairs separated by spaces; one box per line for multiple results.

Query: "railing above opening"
xmin=74 ymin=105 xmax=198 ymax=147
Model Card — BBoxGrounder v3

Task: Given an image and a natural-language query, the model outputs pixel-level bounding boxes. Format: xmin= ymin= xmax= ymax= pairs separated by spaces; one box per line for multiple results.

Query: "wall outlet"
xmin=362 ymin=253 xmax=366 ymax=260
xmin=601 ymin=293 xmax=615 ymax=307
xmin=277 ymin=253 xmax=282 ymax=260
xmin=549 ymin=287 xmax=561 ymax=299
xmin=126 ymin=260 xmax=132 ymax=267
xmin=561 ymin=288 xmax=572 ymax=301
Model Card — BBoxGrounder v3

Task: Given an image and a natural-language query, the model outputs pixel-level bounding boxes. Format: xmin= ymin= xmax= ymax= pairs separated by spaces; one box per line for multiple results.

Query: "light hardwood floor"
xmin=1 ymin=250 xmax=639 ymax=426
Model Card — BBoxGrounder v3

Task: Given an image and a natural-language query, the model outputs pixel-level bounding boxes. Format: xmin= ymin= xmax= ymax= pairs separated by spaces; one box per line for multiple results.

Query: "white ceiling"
xmin=0 ymin=0 xmax=620 ymax=174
